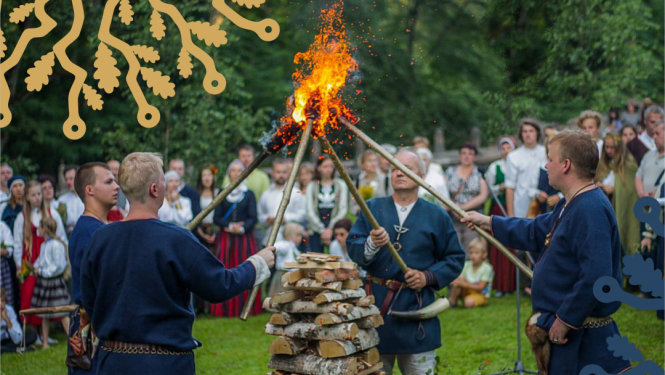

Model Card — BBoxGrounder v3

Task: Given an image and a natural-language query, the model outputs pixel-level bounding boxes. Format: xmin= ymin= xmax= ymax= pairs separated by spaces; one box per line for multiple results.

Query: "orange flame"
xmin=282 ymin=1 xmax=358 ymax=138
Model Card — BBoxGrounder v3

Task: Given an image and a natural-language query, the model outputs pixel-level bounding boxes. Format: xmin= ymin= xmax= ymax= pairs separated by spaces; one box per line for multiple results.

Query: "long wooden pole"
xmin=340 ymin=118 xmax=533 ymax=279
xmin=320 ymin=138 xmax=409 ymax=274
xmin=240 ymin=119 xmax=314 ymax=321
xmin=20 ymin=305 xmax=77 ymax=316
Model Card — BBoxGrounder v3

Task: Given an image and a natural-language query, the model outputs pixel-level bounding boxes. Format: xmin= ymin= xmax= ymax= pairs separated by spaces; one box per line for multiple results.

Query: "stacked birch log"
xmin=265 ymin=253 xmax=385 ymax=375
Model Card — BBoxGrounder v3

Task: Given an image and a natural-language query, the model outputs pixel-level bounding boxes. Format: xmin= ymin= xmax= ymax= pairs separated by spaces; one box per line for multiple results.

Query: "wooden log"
xmin=300 ymin=253 xmax=342 ymax=260
xmin=315 ymin=269 xmax=361 ymax=283
xmin=313 ymin=289 xmax=367 ymax=304
xmin=356 ymin=296 xmax=375 ymax=307
xmin=341 ymin=279 xmax=363 ymax=290
xmin=282 ymin=270 xmax=305 ymax=284
xmin=356 ymin=315 xmax=384 ymax=329
xmin=269 ymin=312 xmax=298 ymax=326
xmin=284 ymin=279 xmax=343 ymax=292
xmin=265 ymin=300 xmax=355 ymax=316
xmin=315 ymin=306 xmax=380 ymax=325
xmin=356 ymin=363 xmax=384 ymax=375
xmin=272 ymin=291 xmax=303 ymax=304
xmin=317 ymin=329 xmax=380 ymax=358
xmin=268 ymin=336 xmax=307 ymax=355
xmin=265 ymin=322 xmax=359 ymax=340
xmin=283 ymin=261 xmax=357 ymax=270
xmin=357 ymin=347 xmax=380 ymax=365
xmin=269 ymin=354 xmax=357 ymax=375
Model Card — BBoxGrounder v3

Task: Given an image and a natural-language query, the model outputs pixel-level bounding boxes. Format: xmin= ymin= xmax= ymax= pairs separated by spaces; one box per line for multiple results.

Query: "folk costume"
xmin=491 ymin=187 xmax=632 ymax=374
xmin=67 ymin=215 xmax=104 ymax=375
xmin=212 ymin=178 xmax=260 ymax=317
xmin=348 ymin=197 xmax=464 ymax=374
xmin=30 ymin=238 xmax=71 ymax=317
xmin=80 ymin=220 xmax=270 ymax=375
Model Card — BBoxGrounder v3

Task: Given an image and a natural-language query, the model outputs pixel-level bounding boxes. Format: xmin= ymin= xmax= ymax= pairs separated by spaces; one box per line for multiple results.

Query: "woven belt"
xmin=582 ymin=316 xmax=613 ymax=329
xmin=366 ymin=275 xmax=403 ymax=316
xmin=103 ymin=341 xmax=192 ymax=355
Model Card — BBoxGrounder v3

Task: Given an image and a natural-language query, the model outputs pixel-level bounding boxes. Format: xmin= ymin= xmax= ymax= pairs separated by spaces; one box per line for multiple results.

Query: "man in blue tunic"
xmin=67 ymin=162 xmax=119 ymax=374
xmin=464 ymin=130 xmax=632 ymax=374
xmin=347 ymin=150 xmax=465 ymax=375
xmin=81 ymin=152 xmax=275 ymax=375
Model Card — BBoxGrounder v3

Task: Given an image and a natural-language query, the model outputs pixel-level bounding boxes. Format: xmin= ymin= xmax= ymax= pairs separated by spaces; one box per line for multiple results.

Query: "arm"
xmin=80 ymin=237 xmax=97 ymax=317
xmin=305 ymin=182 xmax=325 ymax=234
xmin=329 ymin=180 xmax=349 ymax=228
xmin=13 ymin=214 xmax=23 ymax=269
xmin=556 ymin=228 xmax=615 ymax=329
xmin=460 ymin=178 xmax=490 ymax=211
xmin=504 ymin=155 xmax=517 ymax=216
xmin=486 ymin=163 xmax=500 ymax=198
xmin=181 ymin=236 xmax=266 ymax=303
xmin=491 ymin=211 xmax=554 ymax=253
xmin=458 ymin=280 xmax=488 ymax=292
xmin=52 ymin=209 xmax=68 ymax=245
xmin=346 ymin=207 xmax=375 ymax=267
xmin=284 ymin=192 xmax=307 ymax=224
xmin=5 ymin=307 xmax=23 ymax=345
xmin=1 ymin=222 xmax=14 ymax=258
xmin=241 ymin=192 xmax=257 ymax=232
xmin=257 ymin=192 xmax=270 ymax=225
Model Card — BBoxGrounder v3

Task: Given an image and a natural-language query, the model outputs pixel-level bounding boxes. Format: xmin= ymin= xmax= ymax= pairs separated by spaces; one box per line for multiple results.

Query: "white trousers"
xmin=380 ymin=350 xmax=437 ymax=375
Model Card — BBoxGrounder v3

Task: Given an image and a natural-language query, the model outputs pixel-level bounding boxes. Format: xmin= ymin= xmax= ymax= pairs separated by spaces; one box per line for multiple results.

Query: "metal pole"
xmin=340 ymin=118 xmax=533 ymax=279
xmin=239 ymin=119 xmax=314 ymax=321
xmin=320 ymin=137 xmax=409 ymax=274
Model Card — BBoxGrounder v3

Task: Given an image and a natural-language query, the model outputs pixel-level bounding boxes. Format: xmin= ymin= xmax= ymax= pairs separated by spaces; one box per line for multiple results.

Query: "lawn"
xmin=2 ymin=295 xmax=663 ymax=374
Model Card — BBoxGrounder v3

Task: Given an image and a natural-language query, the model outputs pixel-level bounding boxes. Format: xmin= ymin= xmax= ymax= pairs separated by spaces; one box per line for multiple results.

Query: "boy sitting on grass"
xmin=449 ymin=238 xmax=494 ymax=308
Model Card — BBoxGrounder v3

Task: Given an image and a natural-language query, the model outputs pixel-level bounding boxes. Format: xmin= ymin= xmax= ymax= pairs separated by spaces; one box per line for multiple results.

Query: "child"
xmin=268 ymin=222 xmax=304 ymax=297
xmin=1 ymin=288 xmax=37 ymax=354
xmin=329 ymin=219 xmax=366 ymax=277
xmin=30 ymin=217 xmax=71 ymax=349
xmin=449 ymin=237 xmax=494 ymax=308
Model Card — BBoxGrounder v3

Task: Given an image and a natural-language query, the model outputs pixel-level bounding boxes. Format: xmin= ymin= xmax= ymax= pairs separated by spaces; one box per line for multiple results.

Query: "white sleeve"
xmin=37 ymin=241 xmax=67 ymax=278
xmin=363 ymin=237 xmax=380 ymax=262
xmin=285 ymin=191 xmax=307 ymax=224
xmin=6 ymin=306 xmax=22 ymax=345
xmin=504 ymin=154 xmax=518 ymax=190
xmin=257 ymin=192 xmax=270 ymax=225
xmin=247 ymin=254 xmax=271 ymax=286
xmin=439 ymin=174 xmax=451 ymax=201
xmin=0 ymin=221 xmax=13 ymax=258
xmin=180 ymin=198 xmax=193 ymax=225
xmin=51 ymin=208 xmax=68 ymax=245
xmin=329 ymin=180 xmax=349 ymax=228
xmin=13 ymin=213 xmax=24 ymax=269
xmin=486 ymin=162 xmax=500 ymax=197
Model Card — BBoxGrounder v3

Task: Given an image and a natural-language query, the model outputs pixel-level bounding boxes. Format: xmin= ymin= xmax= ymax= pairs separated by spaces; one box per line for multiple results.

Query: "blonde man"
xmin=80 ymin=152 xmax=275 ymax=375
xmin=577 ymin=110 xmax=604 ymax=156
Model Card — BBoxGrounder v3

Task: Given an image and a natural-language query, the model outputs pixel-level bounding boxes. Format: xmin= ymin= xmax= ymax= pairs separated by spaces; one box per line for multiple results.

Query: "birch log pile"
xmin=266 ymin=253 xmax=385 ymax=375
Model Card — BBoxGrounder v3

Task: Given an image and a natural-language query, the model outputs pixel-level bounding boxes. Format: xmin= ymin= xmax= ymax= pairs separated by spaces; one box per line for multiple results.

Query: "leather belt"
xmin=366 ymin=275 xmax=403 ymax=316
xmin=103 ymin=341 xmax=192 ymax=355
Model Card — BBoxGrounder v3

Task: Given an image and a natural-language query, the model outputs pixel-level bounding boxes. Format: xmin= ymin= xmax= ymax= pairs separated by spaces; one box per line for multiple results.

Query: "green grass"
xmin=2 ymin=295 xmax=663 ymax=374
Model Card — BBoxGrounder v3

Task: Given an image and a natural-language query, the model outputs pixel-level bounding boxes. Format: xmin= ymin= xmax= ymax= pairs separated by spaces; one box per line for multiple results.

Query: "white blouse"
xmin=274 ymin=239 xmax=301 ymax=271
xmin=13 ymin=207 xmax=68 ymax=269
xmin=33 ymin=238 xmax=67 ymax=278
xmin=200 ymin=196 xmax=215 ymax=224
xmin=504 ymin=145 xmax=548 ymax=218
xmin=158 ymin=196 xmax=193 ymax=227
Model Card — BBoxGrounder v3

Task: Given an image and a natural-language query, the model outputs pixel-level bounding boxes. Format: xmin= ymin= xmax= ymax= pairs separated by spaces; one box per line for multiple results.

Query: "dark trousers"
xmin=1 ymin=331 xmax=38 ymax=354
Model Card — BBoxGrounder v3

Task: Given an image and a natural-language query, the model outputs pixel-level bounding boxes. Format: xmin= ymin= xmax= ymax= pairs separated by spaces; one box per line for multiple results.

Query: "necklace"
xmin=544 ymin=182 xmax=595 ymax=247
xmin=83 ymin=210 xmax=105 ymax=223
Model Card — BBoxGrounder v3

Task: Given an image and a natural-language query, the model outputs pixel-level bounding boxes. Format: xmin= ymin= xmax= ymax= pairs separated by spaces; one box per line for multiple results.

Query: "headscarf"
xmin=225 ymin=160 xmax=248 ymax=203
xmin=164 ymin=171 xmax=181 ymax=185
xmin=7 ymin=175 xmax=25 ymax=196
xmin=498 ymin=136 xmax=516 ymax=152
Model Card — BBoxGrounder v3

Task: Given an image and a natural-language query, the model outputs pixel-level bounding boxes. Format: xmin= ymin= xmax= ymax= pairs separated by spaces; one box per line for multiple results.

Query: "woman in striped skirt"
xmin=211 ymin=160 xmax=260 ymax=317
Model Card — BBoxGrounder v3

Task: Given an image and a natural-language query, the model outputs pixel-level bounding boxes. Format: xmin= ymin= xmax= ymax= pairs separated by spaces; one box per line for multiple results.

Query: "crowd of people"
xmin=0 ymin=98 xmax=662 ymax=374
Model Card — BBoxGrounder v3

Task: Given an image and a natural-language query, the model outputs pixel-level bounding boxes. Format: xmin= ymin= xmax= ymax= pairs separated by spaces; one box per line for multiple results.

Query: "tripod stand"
xmin=479 ymin=169 xmax=537 ymax=375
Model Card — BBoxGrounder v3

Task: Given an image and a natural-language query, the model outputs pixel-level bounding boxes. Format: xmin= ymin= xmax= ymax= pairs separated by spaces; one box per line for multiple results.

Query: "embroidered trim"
xmin=102 ymin=346 xmax=193 ymax=356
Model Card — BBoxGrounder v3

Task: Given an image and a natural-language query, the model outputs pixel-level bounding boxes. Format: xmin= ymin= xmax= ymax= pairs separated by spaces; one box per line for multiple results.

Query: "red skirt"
xmin=488 ymin=205 xmax=516 ymax=293
xmin=20 ymin=223 xmax=45 ymax=326
xmin=210 ymin=231 xmax=262 ymax=317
